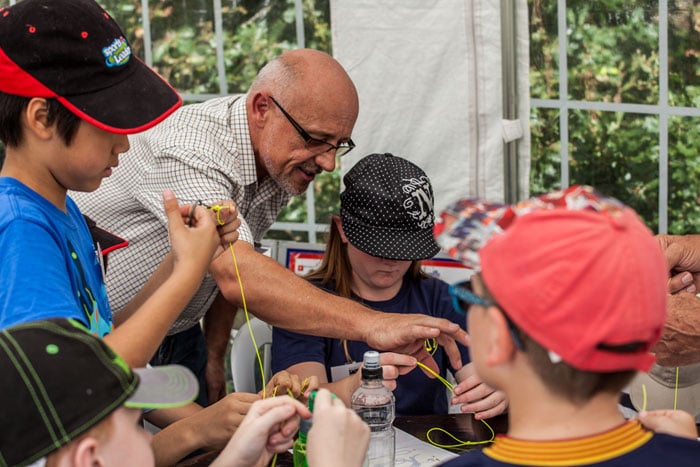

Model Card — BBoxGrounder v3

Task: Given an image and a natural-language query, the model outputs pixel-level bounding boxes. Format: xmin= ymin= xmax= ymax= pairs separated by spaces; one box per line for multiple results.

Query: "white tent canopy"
xmin=331 ymin=0 xmax=531 ymax=212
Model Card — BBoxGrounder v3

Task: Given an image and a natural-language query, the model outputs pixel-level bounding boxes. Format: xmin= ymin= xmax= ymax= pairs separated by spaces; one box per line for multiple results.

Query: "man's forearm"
xmin=653 ymin=293 xmax=700 ymax=366
xmin=211 ymin=241 xmax=375 ymax=341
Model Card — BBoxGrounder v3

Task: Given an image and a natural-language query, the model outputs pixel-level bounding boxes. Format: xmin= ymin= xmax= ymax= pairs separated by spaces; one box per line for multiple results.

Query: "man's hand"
xmin=364 ymin=313 xmax=469 ymax=375
xmin=657 ymin=234 xmax=700 ymax=293
xmin=638 ymin=409 xmax=699 ymax=439
xmin=652 ymin=293 xmax=700 ymax=366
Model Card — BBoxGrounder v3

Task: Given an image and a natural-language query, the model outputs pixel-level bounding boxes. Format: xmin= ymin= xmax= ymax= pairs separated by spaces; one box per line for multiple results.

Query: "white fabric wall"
xmin=331 ymin=0 xmax=530 ymax=211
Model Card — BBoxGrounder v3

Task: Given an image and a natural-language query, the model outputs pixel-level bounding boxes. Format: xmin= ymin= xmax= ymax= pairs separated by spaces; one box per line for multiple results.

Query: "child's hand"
xmin=165 ymin=190 xmax=219 ymax=275
xmin=185 ymin=392 xmax=260 ymax=451
xmin=639 ymin=409 xmax=699 ymax=439
xmin=355 ymin=352 xmax=416 ymax=392
xmin=453 ymin=362 xmax=508 ymax=419
xmin=307 ymin=389 xmax=369 ymax=467
xmin=211 ymin=396 xmax=311 ymax=467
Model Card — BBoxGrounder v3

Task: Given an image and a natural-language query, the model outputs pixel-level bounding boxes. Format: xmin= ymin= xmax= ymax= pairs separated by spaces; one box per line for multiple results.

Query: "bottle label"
xmin=356 ymin=406 xmax=394 ymax=427
xmin=330 ymin=361 xmax=362 ymax=382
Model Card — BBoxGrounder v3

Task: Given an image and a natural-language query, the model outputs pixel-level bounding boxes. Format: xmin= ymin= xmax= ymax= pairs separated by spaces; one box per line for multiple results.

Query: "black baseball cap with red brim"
xmin=0 ymin=0 xmax=181 ymax=134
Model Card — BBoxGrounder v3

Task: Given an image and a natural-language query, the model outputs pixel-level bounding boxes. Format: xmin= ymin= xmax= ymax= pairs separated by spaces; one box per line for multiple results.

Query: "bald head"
xmin=250 ymin=49 xmax=358 ymax=115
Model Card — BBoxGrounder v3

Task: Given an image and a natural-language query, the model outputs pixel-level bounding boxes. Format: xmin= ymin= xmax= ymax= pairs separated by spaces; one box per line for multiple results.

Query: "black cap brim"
xmin=58 ymin=57 xmax=181 ymax=134
xmin=342 ymin=213 xmax=440 ymax=261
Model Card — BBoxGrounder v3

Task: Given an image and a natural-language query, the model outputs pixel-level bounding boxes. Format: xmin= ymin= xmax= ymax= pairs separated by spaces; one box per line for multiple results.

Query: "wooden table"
xmin=395 ymin=412 xmax=508 ymax=454
xmin=176 ymin=412 xmax=508 ymax=466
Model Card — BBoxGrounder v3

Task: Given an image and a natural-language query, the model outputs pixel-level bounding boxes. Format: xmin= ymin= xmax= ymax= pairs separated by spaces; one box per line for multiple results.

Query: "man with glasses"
xmin=72 ymin=49 xmax=468 ymax=414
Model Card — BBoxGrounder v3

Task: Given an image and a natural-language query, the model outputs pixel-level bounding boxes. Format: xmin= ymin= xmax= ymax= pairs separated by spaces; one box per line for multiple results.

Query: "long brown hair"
xmin=306 ymin=215 xmax=426 ymax=299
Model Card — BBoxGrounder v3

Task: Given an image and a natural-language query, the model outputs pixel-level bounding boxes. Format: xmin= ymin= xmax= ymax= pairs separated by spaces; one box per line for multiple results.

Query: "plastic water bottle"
xmin=351 ymin=350 xmax=395 ymax=467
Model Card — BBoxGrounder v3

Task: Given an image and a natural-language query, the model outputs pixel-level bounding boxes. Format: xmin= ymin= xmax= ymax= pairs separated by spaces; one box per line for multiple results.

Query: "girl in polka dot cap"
xmin=272 ymin=153 xmax=508 ymax=418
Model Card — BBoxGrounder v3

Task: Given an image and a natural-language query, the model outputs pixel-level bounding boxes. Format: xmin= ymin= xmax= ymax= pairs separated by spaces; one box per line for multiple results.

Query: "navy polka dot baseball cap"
xmin=0 ymin=0 xmax=181 ymax=134
xmin=340 ymin=153 xmax=440 ymax=261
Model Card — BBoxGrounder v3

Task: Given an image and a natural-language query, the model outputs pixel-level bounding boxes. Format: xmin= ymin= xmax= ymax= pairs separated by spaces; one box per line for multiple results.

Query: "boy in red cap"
xmin=435 ymin=185 xmax=700 ymax=466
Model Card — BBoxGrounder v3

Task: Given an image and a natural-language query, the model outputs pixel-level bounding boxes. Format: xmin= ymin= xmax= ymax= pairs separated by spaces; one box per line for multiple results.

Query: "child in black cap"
xmin=0 ymin=318 xmax=330 ymax=467
xmin=0 ymin=319 xmax=199 ymax=466
xmin=0 ymin=0 xmax=232 ymax=368
xmin=272 ymin=153 xmax=507 ymax=418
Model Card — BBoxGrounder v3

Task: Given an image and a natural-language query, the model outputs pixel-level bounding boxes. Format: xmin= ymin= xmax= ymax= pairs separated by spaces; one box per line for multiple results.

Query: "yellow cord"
xmin=205 ymin=203 xmax=229 ymax=225
xmin=640 ymin=367 xmax=680 ymax=412
xmin=205 ymin=203 xmax=268 ymax=398
xmin=415 ymin=361 xmax=455 ymax=393
xmin=426 ymin=420 xmax=495 ymax=449
xmin=414 ymin=361 xmax=496 ymax=447
xmin=674 ymin=366 xmax=679 ymax=410
xmin=208 ymin=204 xmax=275 ymax=466
xmin=228 ymin=241 xmax=268 ymax=397
xmin=424 ymin=338 xmax=438 ymax=355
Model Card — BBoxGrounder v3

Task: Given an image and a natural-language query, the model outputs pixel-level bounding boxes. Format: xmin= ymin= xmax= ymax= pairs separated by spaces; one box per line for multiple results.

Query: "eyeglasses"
xmin=448 ymin=281 xmax=494 ymax=315
xmin=448 ymin=280 xmax=525 ymax=350
xmin=269 ymin=96 xmax=355 ymax=158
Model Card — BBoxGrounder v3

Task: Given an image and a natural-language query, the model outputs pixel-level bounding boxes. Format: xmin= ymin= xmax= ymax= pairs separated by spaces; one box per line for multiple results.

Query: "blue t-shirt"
xmin=272 ymin=275 xmax=470 ymax=415
xmin=0 ymin=178 xmax=112 ymax=336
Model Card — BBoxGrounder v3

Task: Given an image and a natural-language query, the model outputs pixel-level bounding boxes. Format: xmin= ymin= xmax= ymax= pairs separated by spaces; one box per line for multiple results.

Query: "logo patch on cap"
xmin=102 ymin=36 xmax=131 ymax=67
xmin=401 ymin=176 xmax=433 ymax=230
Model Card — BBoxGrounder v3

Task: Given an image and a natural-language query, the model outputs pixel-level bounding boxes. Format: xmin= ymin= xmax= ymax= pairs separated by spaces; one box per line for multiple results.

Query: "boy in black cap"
xmin=0 ymin=0 xmax=232 ymax=369
xmin=0 ymin=318 xmax=323 ymax=467
xmin=272 ymin=153 xmax=507 ymax=418
xmin=0 ymin=318 xmax=200 ymax=466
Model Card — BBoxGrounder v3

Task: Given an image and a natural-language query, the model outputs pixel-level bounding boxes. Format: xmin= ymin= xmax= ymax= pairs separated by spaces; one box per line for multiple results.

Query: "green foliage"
xmin=16 ymin=0 xmax=696 ymax=235
xmin=101 ymin=0 xmax=330 ymax=95
xmin=529 ymin=0 xmax=700 ymax=234
xmin=98 ymin=0 xmax=335 ymax=239
xmin=669 ymin=116 xmax=700 ymax=233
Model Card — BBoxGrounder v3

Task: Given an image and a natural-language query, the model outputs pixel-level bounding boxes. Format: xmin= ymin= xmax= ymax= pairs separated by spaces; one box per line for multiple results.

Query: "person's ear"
xmin=334 ymin=216 xmax=349 ymax=243
xmin=250 ymin=92 xmax=272 ymax=129
xmin=69 ymin=436 xmax=102 ymax=467
xmin=24 ymin=98 xmax=53 ymax=140
xmin=483 ymin=306 xmax=518 ymax=367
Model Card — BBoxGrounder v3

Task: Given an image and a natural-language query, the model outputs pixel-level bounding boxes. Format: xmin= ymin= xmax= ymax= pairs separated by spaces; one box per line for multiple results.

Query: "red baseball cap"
xmin=435 ymin=185 xmax=668 ymax=372
xmin=0 ymin=0 xmax=181 ymax=134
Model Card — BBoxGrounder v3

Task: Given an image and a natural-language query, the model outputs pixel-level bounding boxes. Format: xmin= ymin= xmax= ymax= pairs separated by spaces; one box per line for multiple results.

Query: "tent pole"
xmin=501 ymin=0 xmax=519 ymax=203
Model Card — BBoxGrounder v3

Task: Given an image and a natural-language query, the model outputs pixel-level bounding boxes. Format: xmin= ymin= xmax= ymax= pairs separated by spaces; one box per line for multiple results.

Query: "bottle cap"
xmin=361 ymin=351 xmax=383 ymax=380
xmin=363 ymin=350 xmax=380 ymax=369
